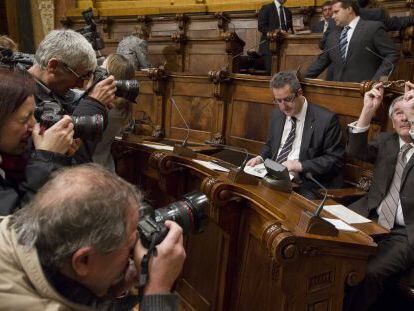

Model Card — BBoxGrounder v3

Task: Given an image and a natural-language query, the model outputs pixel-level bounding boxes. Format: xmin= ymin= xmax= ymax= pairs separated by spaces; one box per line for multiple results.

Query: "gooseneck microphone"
xmin=170 ymin=97 xmax=190 ymax=147
xmin=365 ymin=46 xmax=395 ymax=80
xmin=305 ymin=172 xmax=327 ymax=217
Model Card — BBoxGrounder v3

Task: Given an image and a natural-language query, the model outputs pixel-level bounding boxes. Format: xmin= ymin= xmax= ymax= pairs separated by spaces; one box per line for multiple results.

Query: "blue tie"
xmin=339 ymin=26 xmax=350 ymax=62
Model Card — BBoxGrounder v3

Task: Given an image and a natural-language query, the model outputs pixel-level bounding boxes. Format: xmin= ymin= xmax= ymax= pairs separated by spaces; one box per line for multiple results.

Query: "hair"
xmin=116 ymin=35 xmax=151 ymax=70
xmin=388 ymin=95 xmax=404 ymax=118
xmin=270 ymin=71 xmax=302 ymax=93
xmin=34 ymin=29 xmax=97 ymax=73
xmin=331 ymin=0 xmax=360 ymax=15
xmin=322 ymin=1 xmax=332 ymax=7
xmin=0 ymin=69 xmax=35 ymax=131
xmin=0 ymin=35 xmax=17 ymax=51
xmin=9 ymin=163 xmax=142 ymax=270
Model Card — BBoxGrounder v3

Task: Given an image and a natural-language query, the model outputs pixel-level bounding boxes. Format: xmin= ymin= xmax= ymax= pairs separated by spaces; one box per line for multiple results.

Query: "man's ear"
xmin=46 ymin=58 xmax=60 ymax=73
xmin=71 ymin=246 xmax=93 ymax=277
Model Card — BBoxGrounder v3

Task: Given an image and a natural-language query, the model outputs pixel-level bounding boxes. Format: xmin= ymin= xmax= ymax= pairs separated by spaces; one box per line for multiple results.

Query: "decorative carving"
xmin=148 ymin=65 xmax=168 ymax=94
xmin=357 ymin=176 xmax=372 ymax=192
xmin=271 ymin=259 xmax=281 ymax=282
xmin=215 ymin=12 xmax=233 ymax=32
xmin=262 ymin=223 xmax=284 ymax=256
xmin=175 ymin=14 xmax=188 ymax=30
xmin=148 ymin=152 xmax=174 ymax=174
xmin=136 ymin=15 xmax=152 ymax=40
xmin=359 ymin=80 xmax=406 ymax=96
xmin=208 ymin=69 xmax=230 ymax=99
xmin=152 ymin=125 xmax=164 ymax=138
xmin=209 ymin=132 xmax=225 ymax=145
xmin=38 ymin=0 xmax=55 ymax=35
xmin=171 ymin=31 xmax=187 ymax=53
xmin=308 ymin=271 xmax=334 ymax=292
xmin=346 ymin=271 xmax=363 ymax=287
xmin=402 ymin=26 xmax=414 ymax=57
xmin=101 ymin=17 xmax=114 ymax=38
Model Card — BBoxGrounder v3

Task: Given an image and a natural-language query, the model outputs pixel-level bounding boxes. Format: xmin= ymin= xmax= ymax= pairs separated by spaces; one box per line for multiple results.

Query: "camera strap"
xmin=137 ymin=235 xmax=158 ymax=302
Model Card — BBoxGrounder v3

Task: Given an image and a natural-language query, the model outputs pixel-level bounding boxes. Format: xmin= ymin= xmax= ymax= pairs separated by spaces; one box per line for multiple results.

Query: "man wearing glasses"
xmin=247 ymin=71 xmax=344 ymax=196
xmin=28 ymin=29 xmax=117 ymax=163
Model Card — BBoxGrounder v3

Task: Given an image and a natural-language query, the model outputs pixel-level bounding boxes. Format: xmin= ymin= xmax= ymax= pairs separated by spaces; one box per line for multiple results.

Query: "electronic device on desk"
xmin=261 ymin=159 xmax=292 ymax=193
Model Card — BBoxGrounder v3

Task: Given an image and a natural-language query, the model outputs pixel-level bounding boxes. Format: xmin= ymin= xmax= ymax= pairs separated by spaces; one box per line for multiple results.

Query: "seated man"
xmin=311 ymin=1 xmax=334 ymax=33
xmin=0 ymin=164 xmax=185 ymax=310
xmin=246 ymin=71 xmax=344 ymax=195
xmin=344 ymin=83 xmax=414 ymax=310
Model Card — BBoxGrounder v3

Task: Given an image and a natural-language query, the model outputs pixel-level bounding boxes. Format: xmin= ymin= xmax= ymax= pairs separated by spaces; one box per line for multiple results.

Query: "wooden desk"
xmin=113 ymin=137 xmax=382 ymax=311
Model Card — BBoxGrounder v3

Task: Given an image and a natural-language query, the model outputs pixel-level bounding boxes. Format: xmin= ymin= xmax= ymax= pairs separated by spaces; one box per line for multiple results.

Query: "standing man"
xmin=305 ymin=0 xmax=399 ymax=82
xmin=344 ymin=84 xmax=414 ymax=310
xmin=246 ymin=71 xmax=344 ymax=196
xmin=312 ymin=1 xmax=334 ymax=33
xmin=258 ymin=0 xmax=294 ymax=75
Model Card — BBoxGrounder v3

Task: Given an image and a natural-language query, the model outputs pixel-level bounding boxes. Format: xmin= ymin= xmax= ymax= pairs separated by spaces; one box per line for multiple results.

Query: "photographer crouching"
xmin=27 ymin=29 xmax=116 ymax=163
xmin=0 ymin=70 xmax=74 ymax=214
xmin=0 ymin=164 xmax=186 ymax=310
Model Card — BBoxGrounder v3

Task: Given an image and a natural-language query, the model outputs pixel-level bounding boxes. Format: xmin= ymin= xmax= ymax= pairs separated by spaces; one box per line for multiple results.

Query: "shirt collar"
xmin=347 ymin=16 xmax=360 ymax=30
xmin=291 ymin=97 xmax=308 ymax=122
xmin=274 ymin=0 xmax=282 ymax=9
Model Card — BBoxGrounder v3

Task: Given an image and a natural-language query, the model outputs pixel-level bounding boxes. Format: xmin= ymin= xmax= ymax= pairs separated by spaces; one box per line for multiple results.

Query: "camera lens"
xmin=153 ymin=191 xmax=209 ymax=235
xmin=115 ymin=80 xmax=139 ymax=102
xmin=72 ymin=114 xmax=104 ymax=140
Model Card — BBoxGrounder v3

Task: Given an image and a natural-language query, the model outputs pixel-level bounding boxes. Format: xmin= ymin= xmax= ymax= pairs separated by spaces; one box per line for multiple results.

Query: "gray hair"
xmin=270 ymin=71 xmax=302 ymax=93
xmin=116 ymin=35 xmax=151 ymax=70
xmin=9 ymin=164 xmax=142 ymax=270
xmin=389 ymin=95 xmax=404 ymax=118
xmin=34 ymin=29 xmax=97 ymax=73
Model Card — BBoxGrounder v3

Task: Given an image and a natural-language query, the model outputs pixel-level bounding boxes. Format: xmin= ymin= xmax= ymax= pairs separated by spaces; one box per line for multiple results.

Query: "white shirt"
xmin=323 ymin=20 xmax=329 ymax=33
xmin=344 ymin=16 xmax=360 ymax=58
xmin=275 ymin=99 xmax=308 ymax=162
xmin=274 ymin=0 xmax=287 ymax=30
xmin=348 ymin=121 xmax=414 ymax=226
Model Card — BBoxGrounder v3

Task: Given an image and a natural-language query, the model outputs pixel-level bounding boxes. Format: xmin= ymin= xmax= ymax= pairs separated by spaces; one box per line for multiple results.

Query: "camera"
xmin=93 ymin=66 xmax=140 ymax=102
xmin=0 ymin=47 xmax=34 ymax=69
xmin=35 ymin=100 xmax=104 ymax=140
xmin=137 ymin=191 xmax=209 ymax=248
xmin=76 ymin=8 xmax=105 ymax=51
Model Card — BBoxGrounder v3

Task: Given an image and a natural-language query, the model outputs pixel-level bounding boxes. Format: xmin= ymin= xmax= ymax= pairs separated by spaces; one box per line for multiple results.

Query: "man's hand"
xmin=246 ymin=156 xmax=263 ymax=167
xmin=32 ymin=116 xmax=74 ymax=154
xmin=89 ymin=75 xmax=116 ymax=109
xmin=134 ymin=220 xmax=186 ymax=295
xmin=403 ymin=81 xmax=414 ymax=124
xmin=357 ymin=83 xmax=384 ymax=128
xmin=282 ymin=159 xmax=302 ymax=173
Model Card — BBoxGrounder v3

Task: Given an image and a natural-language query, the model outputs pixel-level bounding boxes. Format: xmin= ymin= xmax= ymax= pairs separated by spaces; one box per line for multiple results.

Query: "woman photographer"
xmin=0 ymin=69 xmax=74 ymax=214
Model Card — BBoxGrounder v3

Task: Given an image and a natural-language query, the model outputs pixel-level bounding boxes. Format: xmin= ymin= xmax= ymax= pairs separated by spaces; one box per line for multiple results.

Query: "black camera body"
xmin=0 ymin=47 xmax=34 ymax=69
xmin=137 ymin=191 xmax=209 ymax=248
xmin=94 ymin=66 xmax=140 ymax=102
xmin=35 ymin=100 xmax=104 ymax=140
xmin=76 ymin=8 xmax=105 ymax=51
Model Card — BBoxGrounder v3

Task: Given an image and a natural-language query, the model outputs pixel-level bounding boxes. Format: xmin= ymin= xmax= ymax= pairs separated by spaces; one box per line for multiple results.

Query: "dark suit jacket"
xmin=348 ymin=131 xmax=414 ymax=245
xmin=258 ymin=2 xmax=294 ymax=35
xmin=311 ymin=18 xmax=334 ymax=33
xmin=260 ymin=102 xmax=344 ymax=187
xmin=305 ymin=19 xmax=399 ymax=82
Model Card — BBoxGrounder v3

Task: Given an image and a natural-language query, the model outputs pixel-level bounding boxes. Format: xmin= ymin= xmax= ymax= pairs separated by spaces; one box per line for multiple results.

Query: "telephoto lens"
xmin=137 ymin=191 xmax=209 ymax=248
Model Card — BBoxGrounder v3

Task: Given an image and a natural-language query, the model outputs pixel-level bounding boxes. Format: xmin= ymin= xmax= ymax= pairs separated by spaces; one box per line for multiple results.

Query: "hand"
xmin=66 ymin=138 xmax=82 ymax=157
xmin=134 ymin=220 xmax=186 ymax=295
xmin=246 ymin=156 xmax=263 ymax=167
xmin=363 ymin=83 xmax=384 ymax=113
xmin=89 ymin=75 xmax=116 ymax=109
xmin=282 ymin=159 xmax=302 ymax=173
xmin=32 ymin=116 xmax=74 ymax=154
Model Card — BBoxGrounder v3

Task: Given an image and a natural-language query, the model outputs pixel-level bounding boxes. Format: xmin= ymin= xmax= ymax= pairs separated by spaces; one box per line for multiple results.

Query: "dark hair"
xmin=322 ymin=1 xmax=332 ymax=7
xmin=270 ymin=71 xmax=302 ymax=93
xmin=0 ymin=69 xmax=35 ymax=130
xmin=332 ymin=0 xmax=360 ymax=15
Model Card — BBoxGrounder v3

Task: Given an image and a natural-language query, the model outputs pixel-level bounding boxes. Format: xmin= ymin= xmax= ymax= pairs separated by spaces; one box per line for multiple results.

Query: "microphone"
xmin=170 ymin=97 xmax=196 ymax=158
xmin=365 ymin=46 xmax=394 ymax=81
xmin=305 ymin=172 xmax=327 ymax=216
xmin=204 ymin=140 xmax=258 ymax=185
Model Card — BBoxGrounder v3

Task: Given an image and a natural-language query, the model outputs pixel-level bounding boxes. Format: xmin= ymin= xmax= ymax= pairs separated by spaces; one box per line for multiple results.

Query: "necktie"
xmin=279 ymin=6 xmax=287 ymax=31
xmin=378 ymin=144 xmax=413 ymax=229
xmin=339 ymin=26 xmax=350 ymax=62
xmin=275 ymin=117 xmax=296 ymax=163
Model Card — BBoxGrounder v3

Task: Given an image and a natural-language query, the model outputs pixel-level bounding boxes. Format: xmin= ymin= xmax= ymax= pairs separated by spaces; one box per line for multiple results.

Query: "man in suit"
xmin=246 ymin=71 xmax=344 ymax=195
xmin=344 ymin=83 xmax=414 ymax=310
xmin=258 ymin=0 xmax=294 ymax=74
xmin=305 ymin=0 xmax=399 ymax=82
xmin=311 ymin=1 xmax=333 ymax=33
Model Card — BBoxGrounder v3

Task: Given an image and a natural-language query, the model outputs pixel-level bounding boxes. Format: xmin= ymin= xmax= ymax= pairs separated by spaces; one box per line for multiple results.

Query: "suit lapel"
xmin=380 ymin=136 xmax=400 ymax=194
xmin=402 ymin=145 xmax=414 ymax=186
xmin=299 ymin=104 xmax=315 ymax=159
xmin=345 ymin=19 xmax=364 ymax=63
xmin=272 ymin=111 xmax=286 ymax=159
xmin=271 ymin=3 xmax=280 ymax=29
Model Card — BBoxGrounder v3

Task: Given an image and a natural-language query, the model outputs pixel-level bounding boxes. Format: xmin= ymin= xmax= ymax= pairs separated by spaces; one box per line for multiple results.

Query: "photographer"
xmin=0 ymin=69 xmax=74 ymax=215
xmin=28 ymin=29 xmax=117 ymax=163
xmin=0 ymin=164 xmax=185 ymax=310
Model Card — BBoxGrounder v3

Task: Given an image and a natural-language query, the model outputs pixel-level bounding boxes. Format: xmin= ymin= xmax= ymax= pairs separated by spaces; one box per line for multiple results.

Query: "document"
xmin=141 ymin=143 xmax=174 ymax=151
xmin=193 ymin=159 xmax=230 ymax=172
xmin=324 ymin=204 xmax=371 ymax=224
xmin=323 ymin=218 xmax=358 ymax=232
xmin=243 ymin=163 xmax=268 ymax=178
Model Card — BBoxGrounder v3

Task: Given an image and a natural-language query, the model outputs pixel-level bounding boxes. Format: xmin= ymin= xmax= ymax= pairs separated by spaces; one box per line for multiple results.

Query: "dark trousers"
xmin=343 ymin=226 xmax=414 ymax=311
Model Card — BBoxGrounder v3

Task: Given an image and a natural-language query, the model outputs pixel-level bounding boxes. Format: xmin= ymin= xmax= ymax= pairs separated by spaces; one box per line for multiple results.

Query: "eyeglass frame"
xmin=61 ymin=62 xmax=93 ymax=81
xmin=273 ymin=92 xmax=298 ymax=105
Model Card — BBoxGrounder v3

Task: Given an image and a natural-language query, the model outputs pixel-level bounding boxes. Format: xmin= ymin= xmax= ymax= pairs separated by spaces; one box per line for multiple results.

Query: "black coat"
xmin=260 ymin=102 xmax=345 ymax=187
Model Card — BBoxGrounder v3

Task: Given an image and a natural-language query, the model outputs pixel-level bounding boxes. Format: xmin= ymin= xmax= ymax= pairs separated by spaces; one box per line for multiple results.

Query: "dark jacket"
xmin=258 ymin=2 xmax=294 ymax=35
xmin=261 ymin=102 xmax=345 ymax=187
xmin=306 ymin=19 xmax=399 ymax=82
xmin=0 ymin=149 xmax=71 ymax=215
xmin=348 ymin=131 xmax=414 ymax=245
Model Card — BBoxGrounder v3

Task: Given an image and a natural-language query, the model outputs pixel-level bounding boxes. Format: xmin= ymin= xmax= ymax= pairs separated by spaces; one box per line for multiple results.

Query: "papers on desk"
xmin=193 ymin=159 xmax=230 ymax=172
xmin=324 ymin=204 xmax=371 ymax=224
xmin=244 ymin=163 xmax=268 ymax=178
xmin=323 ymin=218 xmax=358 ymax=232
xmin=141 ymin=143 xmax=174 ymax=151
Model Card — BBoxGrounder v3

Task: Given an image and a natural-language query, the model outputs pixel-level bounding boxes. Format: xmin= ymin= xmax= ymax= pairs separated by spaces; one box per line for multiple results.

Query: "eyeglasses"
xmin=61 ymin=62 xmax=93 ymax=81
xmin=273 ymin=93 xmax=297 ymax=105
